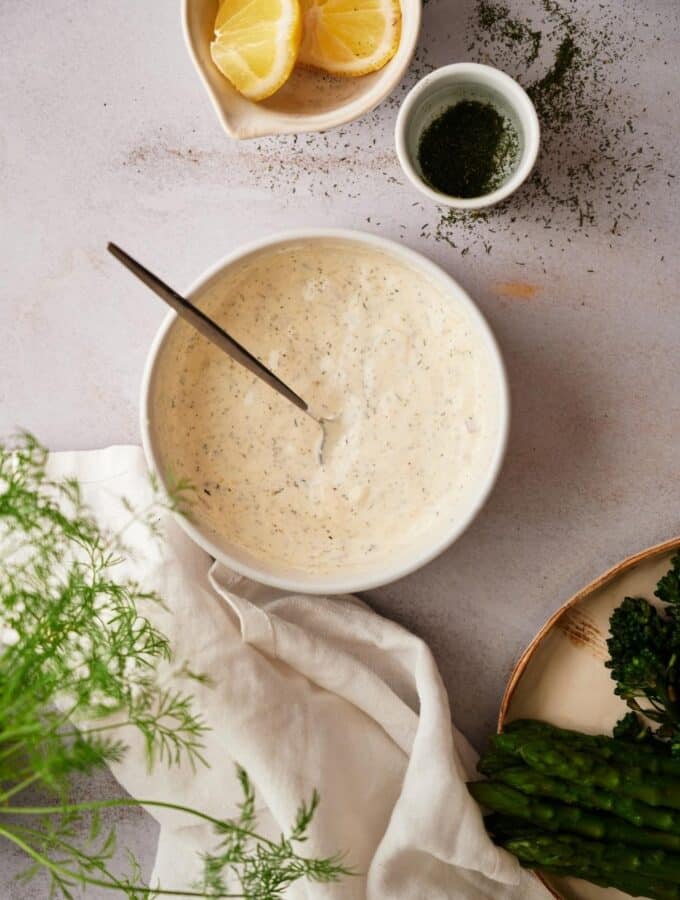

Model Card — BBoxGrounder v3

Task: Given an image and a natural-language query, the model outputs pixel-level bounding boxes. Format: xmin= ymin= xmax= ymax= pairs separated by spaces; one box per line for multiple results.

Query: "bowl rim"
xmin=140 ymin=227 xmax=510 ymax=594
xmin=181 ymin=0 xmax=423 ymax=139
xmin=395 ymin=62 xmax=541 ymax=210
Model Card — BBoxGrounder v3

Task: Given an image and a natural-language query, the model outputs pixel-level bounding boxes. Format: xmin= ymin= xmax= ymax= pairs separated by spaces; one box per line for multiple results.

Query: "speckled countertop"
xmin=1 ymin=0 xmax=679 ymax=893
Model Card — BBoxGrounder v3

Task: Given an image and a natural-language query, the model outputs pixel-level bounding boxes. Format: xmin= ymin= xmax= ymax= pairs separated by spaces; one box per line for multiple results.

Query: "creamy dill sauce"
xmin=151 ymin=239 xmax=501 ymax=573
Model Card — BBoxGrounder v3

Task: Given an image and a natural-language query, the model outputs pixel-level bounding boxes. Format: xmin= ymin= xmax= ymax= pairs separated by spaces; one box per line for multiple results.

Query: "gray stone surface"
xmin=1 ymin=0 xmax=678 ymax=895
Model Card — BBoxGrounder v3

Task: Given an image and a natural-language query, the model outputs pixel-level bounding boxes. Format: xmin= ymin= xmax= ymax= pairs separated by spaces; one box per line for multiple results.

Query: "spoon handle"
xmin=107 ymin=242 xmax=309 ymax=413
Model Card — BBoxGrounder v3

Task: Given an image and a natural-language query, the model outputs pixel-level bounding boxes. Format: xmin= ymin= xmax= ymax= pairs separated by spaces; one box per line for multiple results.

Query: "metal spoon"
xmin=107 ymin=243 xmax=333 ymax=462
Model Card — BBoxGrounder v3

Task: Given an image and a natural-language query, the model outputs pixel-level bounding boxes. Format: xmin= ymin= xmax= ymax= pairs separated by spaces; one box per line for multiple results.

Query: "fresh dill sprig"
xmin=196 ymin=769 xmax=353 ymax=899
xmin=0 ymin=432 xmax=207 ymax=793
xmin=195 ymin=769 xmax=352 ymax=899
xmin=0 ymin=434 xmax=352 ymax=898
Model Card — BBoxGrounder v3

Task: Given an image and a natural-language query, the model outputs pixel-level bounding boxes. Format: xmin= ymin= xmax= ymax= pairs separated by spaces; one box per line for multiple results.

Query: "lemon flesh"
xmin=210 ymin=0 xmax=302 ymax=101
xmin=298 ymin=0 xmax=401 ymax=77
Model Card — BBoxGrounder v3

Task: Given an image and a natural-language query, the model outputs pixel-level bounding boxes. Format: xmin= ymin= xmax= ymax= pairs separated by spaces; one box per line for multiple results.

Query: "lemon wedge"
xmin=210 ymin=0 xmax=302 ymax=101
xmin=298 ymin=0 xmax=401 ymax=77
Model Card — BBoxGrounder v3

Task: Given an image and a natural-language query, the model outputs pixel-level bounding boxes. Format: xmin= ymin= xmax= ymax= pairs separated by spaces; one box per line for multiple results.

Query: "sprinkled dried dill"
xmin=527 ymin=33 xmax=579 ymax=125
xmin=199 ymin=0 xmax=668 ymax=262
xmin=419 ymin=0 xmax=666 ymax=255
xmin=477 ymin=0 xmax=542 ymax=65
xmin=418 ymin=100 xmax=519 ymax=198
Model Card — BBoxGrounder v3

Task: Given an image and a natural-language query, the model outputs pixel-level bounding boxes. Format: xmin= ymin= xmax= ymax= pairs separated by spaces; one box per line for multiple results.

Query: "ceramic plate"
xmin=499 ymin=536 xmax=680 ymax=900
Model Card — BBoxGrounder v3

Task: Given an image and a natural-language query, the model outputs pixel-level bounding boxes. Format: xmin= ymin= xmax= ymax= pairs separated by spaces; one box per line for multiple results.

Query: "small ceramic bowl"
xmin=395 ymin=62 xmax=540 ymax=210
xmin=182 ymin=0 xmax=422 ymax=140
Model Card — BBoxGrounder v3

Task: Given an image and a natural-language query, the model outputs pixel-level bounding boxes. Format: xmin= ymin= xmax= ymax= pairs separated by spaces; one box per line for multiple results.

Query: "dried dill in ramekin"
xmin=418 ymin=99 xmax=519 ymax=198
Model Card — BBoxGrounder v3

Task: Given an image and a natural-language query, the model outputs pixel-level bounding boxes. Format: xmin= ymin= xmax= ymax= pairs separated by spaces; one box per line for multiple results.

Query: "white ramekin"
xmin=140 ymin=229 xmax=509 ymax=594
xmin=395 ymin=63 xmax=540 ymax=210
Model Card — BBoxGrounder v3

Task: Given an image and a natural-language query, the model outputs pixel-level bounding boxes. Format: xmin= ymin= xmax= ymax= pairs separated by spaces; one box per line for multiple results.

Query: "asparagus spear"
xmin=490 ymin=732 xmax=680 ymax=808
xmin=489 ymin=819 xmax=680 ymax=898
xmin=497 ymin=828 xmax=680 ymax=888
xmin=487 ymin=764 xmax=680 ymax=834
xmin=469 ymin=780 xmax=680 ymax=851
xmin=505 ymin=719 xmax=680 ymax=777
xmin=478 ymin=748 xmax=526 ymax=776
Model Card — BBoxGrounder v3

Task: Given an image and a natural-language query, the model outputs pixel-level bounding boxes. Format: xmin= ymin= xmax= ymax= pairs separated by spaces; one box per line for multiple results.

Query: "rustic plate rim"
xmin=498 ymin=534 xmax=680 ymax=731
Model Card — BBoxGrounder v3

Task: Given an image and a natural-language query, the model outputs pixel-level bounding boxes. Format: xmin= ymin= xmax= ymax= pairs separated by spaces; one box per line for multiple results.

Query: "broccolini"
xmin=607 ymin=553 xmax=680 ymax=753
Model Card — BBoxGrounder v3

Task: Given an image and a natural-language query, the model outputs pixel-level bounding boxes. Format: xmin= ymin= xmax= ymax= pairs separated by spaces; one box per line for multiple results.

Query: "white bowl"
xmin=182 ymin=0 xmax=422 ymax=139
xmin=140 ymin=229 xmax=509 ymax=594
xmin=395 ymin=62 xmax=540 ymax=210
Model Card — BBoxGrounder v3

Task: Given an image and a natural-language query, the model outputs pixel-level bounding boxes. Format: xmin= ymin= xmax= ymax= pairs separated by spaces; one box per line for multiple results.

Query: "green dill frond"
xmin=128 ymin=687 xmax=208 ymax=771
xmin=194 ymin=766 xmax=353 ymax=899
xmin=236 ymin=767 xmax=256 ymax=831
xmin=289 ymin=789 xmax=320 ymax=842
xmin=0 ymin=433 xmax=207 ymax=800
xmin=0 ymin=436 xmax=351 ymax=898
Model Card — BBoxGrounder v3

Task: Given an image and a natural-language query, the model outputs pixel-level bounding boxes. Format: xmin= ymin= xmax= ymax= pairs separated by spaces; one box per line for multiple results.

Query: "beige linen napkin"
xmin=48 ymin=446 xmax=550 ymax=900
